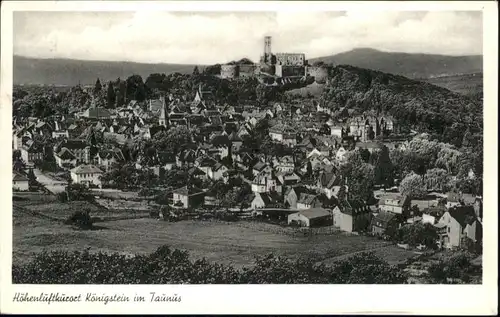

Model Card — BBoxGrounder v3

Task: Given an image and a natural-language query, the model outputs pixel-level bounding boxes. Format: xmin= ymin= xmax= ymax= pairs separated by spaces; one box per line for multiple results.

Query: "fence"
xmin=230 ymin=220 xmax=339 ymax=237
xmin=92 ymin=212 xmax=150 ymax=223
xmin=13 ymin=203 xmax=65 ymax=223
xmin=13 ymin=192 xmax=58 ymax=205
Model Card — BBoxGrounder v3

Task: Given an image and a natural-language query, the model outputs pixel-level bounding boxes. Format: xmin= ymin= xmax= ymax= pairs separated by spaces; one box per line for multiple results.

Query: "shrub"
xmin=12 ymin=247 xmax=408 ymax=284
xmin=65 ymin=210 xmax=93 ymax=230
xmin=57 ymin=191 xmax=68 ymax=203
xmin=428 ymin=252 xmax=476 ymax=283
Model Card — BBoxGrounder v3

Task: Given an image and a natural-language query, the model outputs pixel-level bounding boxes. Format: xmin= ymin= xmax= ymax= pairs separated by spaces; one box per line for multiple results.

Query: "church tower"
xmin=159 ymin=95 xmax=169 ymax=129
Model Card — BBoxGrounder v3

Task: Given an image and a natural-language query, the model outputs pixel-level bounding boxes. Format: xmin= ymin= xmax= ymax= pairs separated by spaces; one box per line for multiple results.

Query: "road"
xmin=33 ymin=169 xmax=67 ymax=194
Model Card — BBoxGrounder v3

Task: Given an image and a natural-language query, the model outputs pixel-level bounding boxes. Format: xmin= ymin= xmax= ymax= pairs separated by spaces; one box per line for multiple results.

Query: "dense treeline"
xmin=321 ymin=65 xmax=483 ymax=148
xmin=12 ymin=246 xmax=407 ymax=284
xmin=15 ymin=65 xmax=483 ymax=149
xmin=13 ymin=71 xmax=289 ymax=116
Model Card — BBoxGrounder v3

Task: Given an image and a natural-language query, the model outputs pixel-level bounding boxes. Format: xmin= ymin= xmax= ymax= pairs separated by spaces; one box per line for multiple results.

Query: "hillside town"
xmin=12 ymin=34 xmax=484 ymax=284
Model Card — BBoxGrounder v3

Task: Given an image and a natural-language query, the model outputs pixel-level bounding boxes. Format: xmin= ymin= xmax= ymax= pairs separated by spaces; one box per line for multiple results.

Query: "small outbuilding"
xmin=287 ymin=208 xmax=332 ymax=227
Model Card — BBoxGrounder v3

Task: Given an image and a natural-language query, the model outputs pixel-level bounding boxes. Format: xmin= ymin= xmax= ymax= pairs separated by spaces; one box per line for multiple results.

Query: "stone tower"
xmin=264 ymin=36 xmax=272 ymax=63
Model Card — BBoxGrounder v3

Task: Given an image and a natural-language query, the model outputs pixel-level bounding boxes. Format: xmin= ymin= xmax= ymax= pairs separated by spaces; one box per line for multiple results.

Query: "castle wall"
xmin=306 ymin=66 xmax=329 ymax=84
xmin=275 ymin=53 xmax=306 ymax=66
xmin=276 ymin=65 xmax=305 ymax=78
xmin=239 ymin=64 xmax=258 ymax=77
xmin=221 ymin=65 xmax=240 ymax=79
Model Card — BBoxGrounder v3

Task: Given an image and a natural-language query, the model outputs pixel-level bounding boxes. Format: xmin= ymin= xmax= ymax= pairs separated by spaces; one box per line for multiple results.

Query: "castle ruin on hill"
xmin=220 ymin=36 xmax=330 ymax=85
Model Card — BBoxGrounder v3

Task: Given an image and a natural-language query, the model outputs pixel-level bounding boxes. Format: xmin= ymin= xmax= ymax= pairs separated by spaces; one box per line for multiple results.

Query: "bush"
xmin=428 ymin=252 xmax=476 ymax=283
xmin=57 ymin=191 xmax=68 ymax=202
xmin=65 ymin=184 xmax=93 ymax=201
xmin=460 ymin=237 xmax=482 ymax=255
xmin=12 ymin=247 xmax=407 ymax=284
xmin=65 ymin=210 xmax=93 ymax=230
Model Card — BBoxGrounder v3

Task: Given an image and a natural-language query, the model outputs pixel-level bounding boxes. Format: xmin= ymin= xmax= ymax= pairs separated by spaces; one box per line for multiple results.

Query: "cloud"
xmin=13 ymin=11 xmax=482 ymax=64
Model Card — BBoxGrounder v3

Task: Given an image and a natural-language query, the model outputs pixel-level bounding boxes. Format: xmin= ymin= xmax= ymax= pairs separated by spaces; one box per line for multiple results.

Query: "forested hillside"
xmin=321 ymin=65 xmax=483 ymax=148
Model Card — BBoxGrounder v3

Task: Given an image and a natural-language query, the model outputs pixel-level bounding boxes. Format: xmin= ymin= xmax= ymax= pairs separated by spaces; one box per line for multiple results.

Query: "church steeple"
xmin=159 ymin=95 xmax=169 ymax=129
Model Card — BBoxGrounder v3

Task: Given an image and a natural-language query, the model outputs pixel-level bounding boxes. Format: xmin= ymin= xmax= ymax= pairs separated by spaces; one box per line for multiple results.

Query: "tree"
xmin=116 ymin=78 xmax=126 ymax=107
xmin=395 ymin=222 xmax=438 ymax=249
xmin=337 ymin=185 xmax=347 ymax=202
xmin=404 ymin=135 xmax=441 ymax=174
xmin=399 ymin=172 xmax=426 ymax=199
xmin=203 ymin=64 xmax=221 ymax=76
xmin=106 ymin=82 xmax=116 ymax=108
xmin=425 ymin=168 xmax=451 ymax=192
xmin=193 ymin=66 xmax=200 ymax=76
xmin=27 ymin=168 xmax=37 ymax=191
xmin=152 ymin=126 xmax=192 ymax=155
xmin=145 ymin=73 xmax=168 ymax=96
xmin=341 ymin=150 xmax=375 ymax=201
xmin=65 ymin=209 xmax=93 ymax=230
xmin=329 ymin=252 xmax=408 ymax=284
xmin=428 ymin=252 xmax=476 ymax=283
xmin=373 ymin=145 xmax=394 ymax=188
xmin=435 ymin=145 xmax=461 ymax=174
xmin=126 ymin=75 xmax=146 ymax=102
xmin=220 ymin=189 xmax=239 ymax=210
xmin=94 ymin=78 xmax=102 ymax=95
xmin=134 ymin=84 xmax=146 ymax=102
xmin=65 ymin=183 xmax=93 ymax=201
xmin=359 ymin=148 xmax=370 ymax=163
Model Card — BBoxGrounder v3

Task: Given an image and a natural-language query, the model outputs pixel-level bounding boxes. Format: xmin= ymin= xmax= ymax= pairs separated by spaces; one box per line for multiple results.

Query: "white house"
xmin=307 ymin=147 xmax=330 ymax=158
xmin=21 ymin=140 xmax=43 ymax=165
xmin=251 ymin=173 xmax=281 ymax=194
xmin=445 ymin=192 xmax=463 ymax=209
xmin=297 ymin=193 xmax=322 ymax=210
xmin=207 ymin=163 xmax=228 ymax=181
xmin=172 ymin=186 xmax=205 ymax=209
xmin=54 ymin=148 xmax=77 ymax=169
xmin=269 ymin=125 xmax=297 ymax=147
xmin=378 ymin=195 xmax=411 ymax=215
xmin=330 ymin=126 xmax=343 ymax=138
xmin=70 ymin=164 xmax=103 ymax=187
xmin=288 ymin=208 xmax=332 ymax=227
xmin=436 ymin=206 xmax=480 ymax=249
xmin=250 ymin=192 xmax=281 ymax=210
xmin=52 ymin=130 xmax=70 ymax=139
xmin=273 ymin=156 xmax=295 ymax=173
xmin=335 ymin=147 xmax=348 ymax=164
xmin=94 ymin=148 xmax=125 ymax=172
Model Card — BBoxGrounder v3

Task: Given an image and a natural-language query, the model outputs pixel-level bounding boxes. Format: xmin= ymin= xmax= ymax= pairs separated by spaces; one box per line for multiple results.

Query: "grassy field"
xmin=13 ymin=201 xmax=417 ymax=269
xmin=285 ymin=82 xmax=326 ymax=98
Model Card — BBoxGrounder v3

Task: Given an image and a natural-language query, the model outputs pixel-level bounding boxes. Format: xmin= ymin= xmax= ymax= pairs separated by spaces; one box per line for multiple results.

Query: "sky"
xmin=13 ymin=11 xmax=483 ymax=65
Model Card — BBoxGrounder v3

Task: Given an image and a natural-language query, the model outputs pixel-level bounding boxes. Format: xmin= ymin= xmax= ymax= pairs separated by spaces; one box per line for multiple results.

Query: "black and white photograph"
xmin=1 ymin=0 xmax=497 ymax=314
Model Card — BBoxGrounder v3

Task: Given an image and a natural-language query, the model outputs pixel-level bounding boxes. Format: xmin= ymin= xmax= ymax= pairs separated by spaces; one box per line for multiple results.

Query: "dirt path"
xmin=34 ymin=169 xmax=67 ymax=194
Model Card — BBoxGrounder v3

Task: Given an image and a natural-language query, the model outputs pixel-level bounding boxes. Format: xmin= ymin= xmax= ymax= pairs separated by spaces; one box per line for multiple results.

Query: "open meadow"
xmin=12 ymin=199 xmax=418 ymax=269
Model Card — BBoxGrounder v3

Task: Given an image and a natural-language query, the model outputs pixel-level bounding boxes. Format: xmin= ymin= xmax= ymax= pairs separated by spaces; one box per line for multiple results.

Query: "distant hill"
xmin=422 ymin=73 xmax=483 ymax=96
xmin=14 ymin=55 xmax=203 ymax=86
xmin=309 ymin=48 xmax=482 ymax=79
